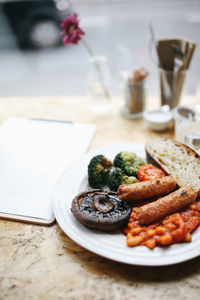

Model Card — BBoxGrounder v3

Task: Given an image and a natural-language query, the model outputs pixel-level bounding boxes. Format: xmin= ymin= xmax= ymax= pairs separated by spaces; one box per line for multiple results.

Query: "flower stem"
xmin=81 ymin=37 xmax=111 ymax=102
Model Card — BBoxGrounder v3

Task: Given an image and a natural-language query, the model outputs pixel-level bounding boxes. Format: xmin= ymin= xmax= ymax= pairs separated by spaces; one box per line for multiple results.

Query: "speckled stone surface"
xmin=0 ymin=96 xmax=199 ymax=300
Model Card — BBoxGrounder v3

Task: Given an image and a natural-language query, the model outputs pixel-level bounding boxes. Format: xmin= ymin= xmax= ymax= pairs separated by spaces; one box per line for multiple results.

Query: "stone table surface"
xmin=0 ymin=96 xmax=200 ymax=300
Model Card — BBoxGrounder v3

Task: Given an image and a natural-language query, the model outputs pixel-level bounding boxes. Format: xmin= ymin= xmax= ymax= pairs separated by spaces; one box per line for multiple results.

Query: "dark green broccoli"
xmin=114 ymin=151 xmax=144 ymax=176
xmin=88 ymin=155 xmax=113 ymax=189
xmin=108 ymin=168 xmax=138 ymax=191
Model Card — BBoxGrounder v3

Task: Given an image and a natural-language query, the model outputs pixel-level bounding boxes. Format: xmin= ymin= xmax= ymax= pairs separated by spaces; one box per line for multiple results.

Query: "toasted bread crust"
xmin=145 ymin=138 xmax=200 ymax=195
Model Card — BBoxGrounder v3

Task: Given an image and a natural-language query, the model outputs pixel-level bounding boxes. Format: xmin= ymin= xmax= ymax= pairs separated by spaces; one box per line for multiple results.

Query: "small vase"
xmin=87 ymin=56 xmax=111 ymax=115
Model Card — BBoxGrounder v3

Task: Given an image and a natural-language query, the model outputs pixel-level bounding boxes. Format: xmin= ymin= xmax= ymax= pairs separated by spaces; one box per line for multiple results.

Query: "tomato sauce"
xmin=124 ymin=202 xmax=200 ymax=250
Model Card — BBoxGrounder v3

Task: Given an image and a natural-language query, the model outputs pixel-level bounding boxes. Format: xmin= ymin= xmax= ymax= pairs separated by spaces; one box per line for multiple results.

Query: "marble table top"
xmin=0 ymin=96 xmax=199 ymax=300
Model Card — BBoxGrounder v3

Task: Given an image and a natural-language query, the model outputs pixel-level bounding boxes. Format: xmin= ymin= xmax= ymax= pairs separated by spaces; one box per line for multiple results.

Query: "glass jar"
xmin=87 ymin=56 xmax=111 ymax=115
xmin=120 ymin=72 xmax=147 ymax=119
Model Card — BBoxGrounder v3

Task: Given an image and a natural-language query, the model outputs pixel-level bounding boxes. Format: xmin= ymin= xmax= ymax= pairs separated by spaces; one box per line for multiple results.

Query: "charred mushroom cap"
xmin=71 ymin=190 xmax=132 ymax=231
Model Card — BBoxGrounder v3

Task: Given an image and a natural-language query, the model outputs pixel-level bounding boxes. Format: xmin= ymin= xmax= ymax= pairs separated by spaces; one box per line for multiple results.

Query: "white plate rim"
xmin=52 ymin=143 xmax=200 ymax=266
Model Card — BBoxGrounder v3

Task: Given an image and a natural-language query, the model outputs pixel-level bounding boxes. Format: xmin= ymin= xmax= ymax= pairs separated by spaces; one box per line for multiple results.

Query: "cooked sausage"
xmin=138 ymin=187 xmax=197 ymax=225
xmin=118 ymin=176 xmax=177 ymax=202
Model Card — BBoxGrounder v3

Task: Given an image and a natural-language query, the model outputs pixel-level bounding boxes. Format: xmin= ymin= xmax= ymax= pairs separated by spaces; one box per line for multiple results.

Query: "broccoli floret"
xmin=114 ymin=151 xmax=144 ymax=176
xmin=108 ymin=168 xmax=138 ymax=191
xmin=88 ymin=155 xmax=112 ymax=189
xmin=134 ymin=156 xmax=145 ymax=172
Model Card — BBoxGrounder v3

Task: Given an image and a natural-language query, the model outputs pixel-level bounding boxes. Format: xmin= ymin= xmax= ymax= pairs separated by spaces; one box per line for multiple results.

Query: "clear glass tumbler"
xmin=173 ymin=106 xmax=200 ymax=153
xmin=160 ymin=69 xmax=187 ymax=109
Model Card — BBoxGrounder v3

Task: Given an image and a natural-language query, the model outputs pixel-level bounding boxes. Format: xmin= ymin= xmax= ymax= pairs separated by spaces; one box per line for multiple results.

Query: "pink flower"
xmin=61 ymin=13 xmax=85 ymax=45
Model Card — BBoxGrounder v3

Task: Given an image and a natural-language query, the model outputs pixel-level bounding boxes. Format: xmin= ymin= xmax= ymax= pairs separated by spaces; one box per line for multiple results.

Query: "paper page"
xmin=0 ymin=118 xmax=96 ymax=222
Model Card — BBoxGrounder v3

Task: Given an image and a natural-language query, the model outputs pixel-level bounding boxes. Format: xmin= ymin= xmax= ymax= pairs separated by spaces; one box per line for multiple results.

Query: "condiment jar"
xmin=120 ymin=67 xmax=148 ymax=119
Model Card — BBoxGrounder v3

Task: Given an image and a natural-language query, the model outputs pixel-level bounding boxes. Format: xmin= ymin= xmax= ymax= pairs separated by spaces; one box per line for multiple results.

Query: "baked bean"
xmin=146 ymin=239 xmax=156 ymax=250
xmin=155 ymin=226 xmax=166 ymax=235
xmin=146 ymin=229 xmax=156 ymax=237
xmin=163 ymin=223 xmax=177 ymax=231
xmin=160 ymin=235 xmax=173 ymax=245
xmin=163 ymin=214 xmax=187 ymax=242
xmin=125 ymin=202 xmax=200 ymax=250
xmin=131 ymin=227 xmax=143 ymax=235
xmin=127 ymin=235 xmax=143 ymax=247
xmin=185 ymin=232 xmax=192 ymax=242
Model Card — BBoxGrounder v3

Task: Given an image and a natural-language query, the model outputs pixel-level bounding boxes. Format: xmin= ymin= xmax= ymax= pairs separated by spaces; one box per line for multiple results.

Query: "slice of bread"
xmin=145 ymin=137 xmax=200 ymax=195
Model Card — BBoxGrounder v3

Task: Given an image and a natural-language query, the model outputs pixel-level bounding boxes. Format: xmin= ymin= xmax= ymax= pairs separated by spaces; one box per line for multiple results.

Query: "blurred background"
xmin=0 ymin=0 xmax=200 ymax=99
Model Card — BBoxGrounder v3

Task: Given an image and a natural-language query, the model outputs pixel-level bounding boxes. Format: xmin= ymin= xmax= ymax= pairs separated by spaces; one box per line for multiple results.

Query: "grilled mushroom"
xmin=71 ymin=190 xmax=132 ymax=231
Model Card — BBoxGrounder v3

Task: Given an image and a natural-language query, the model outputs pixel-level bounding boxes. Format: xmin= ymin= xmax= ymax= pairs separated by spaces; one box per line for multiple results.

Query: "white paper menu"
xmin=0 ymin=118 xmax=96 ymax=224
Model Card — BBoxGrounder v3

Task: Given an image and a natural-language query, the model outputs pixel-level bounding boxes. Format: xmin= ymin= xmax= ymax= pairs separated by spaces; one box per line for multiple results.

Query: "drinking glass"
xmin=173 ymin=106 xmax=200 ymax=154
xmin=160 ymin=69 xmax=187 ymax=109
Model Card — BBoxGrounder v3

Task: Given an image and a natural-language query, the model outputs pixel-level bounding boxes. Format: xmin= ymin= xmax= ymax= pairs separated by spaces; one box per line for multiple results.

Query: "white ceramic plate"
xmin=52 ymin=143 xmax=200 ymax=266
